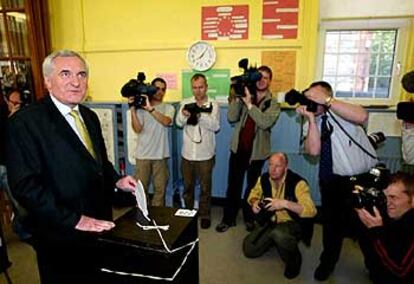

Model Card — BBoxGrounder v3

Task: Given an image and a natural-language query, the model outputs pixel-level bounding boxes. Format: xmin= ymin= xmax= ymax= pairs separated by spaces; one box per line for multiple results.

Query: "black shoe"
xmin=284 ymin=265 xmax=300 ymax=279
xmin=200 ymin=219 xmax=211 ymax=229
xmin=215 ymin=222 xmax=235 ymax=233
xmin=314 ymin=263 xmax=333 ymax=281
xmin=245 ymin=221 xmax=255 ymax=232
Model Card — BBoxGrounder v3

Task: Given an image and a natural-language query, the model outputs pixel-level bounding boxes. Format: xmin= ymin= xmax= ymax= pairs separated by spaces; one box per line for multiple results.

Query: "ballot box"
xmin=97 ymin=207 xmax=199 ymax=283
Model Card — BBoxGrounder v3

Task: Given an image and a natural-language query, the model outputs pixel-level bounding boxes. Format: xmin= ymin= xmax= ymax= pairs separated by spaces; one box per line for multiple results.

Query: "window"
xmin=317 ymin=19 xmax=410 ymax=105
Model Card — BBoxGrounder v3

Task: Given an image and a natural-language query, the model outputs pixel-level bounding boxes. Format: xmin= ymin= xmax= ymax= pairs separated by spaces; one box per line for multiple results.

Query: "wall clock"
xmin=186 ymin=41 xmax=216 ymax=71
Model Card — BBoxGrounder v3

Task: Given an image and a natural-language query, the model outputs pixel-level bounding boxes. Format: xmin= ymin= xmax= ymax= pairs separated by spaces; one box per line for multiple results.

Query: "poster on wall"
xmin=181 ymin=69 xmax=230 ymax=102
xmin=262 ymin=51 xmax=296 ymax=94
xmin=262 ymin=0 xmax=299 ymax=39
xmin=201 ymin=5 xmax=248 ymax=40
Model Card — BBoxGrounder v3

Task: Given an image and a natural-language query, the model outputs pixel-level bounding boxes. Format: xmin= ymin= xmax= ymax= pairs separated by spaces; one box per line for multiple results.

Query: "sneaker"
xmin=215 ymin=222 xmax=235 ymax=233
xmin=200 ymin=219 xmax=211 ymax=229
xmin=245 ymin=221 xmax=255 ymax=232
xmin=314 ymin=263 xmax=333 ymax=281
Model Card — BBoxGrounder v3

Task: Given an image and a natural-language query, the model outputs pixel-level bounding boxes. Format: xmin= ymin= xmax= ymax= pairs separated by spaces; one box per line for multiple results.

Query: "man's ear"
xmin=44 ymin=77 xmax=52 ymax=91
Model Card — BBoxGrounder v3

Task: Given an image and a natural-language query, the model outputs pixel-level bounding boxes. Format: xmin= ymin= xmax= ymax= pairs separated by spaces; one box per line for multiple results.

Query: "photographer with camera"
xmin=356 ymin=172 xmax=414 ymax=284
xmin=216 ymin=65 xmax=280 ymax=233
xmin=398 ymin=70 xmax=414 ymax=174
xmin=129 ymin=77 xmax=175 ymax=206
xmin=296 ymin=81 xmax=378 ymax=281
xmin=243 ymin=152 xmax=316 ymax=279
xmin=176 ymin=73 xmax=220 ymax=229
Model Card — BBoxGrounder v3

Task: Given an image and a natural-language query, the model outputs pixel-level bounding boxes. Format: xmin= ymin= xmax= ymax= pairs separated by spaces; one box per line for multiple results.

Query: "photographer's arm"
xmin=297 ymin=106 xmax=321 ymax=156
xmin=175 ymin=102 xmax=189 ymax=127
xmin=248 ymin=178 xmax=263 ymax=214
xmin=198 ymin=101 xmax=220 ymax=132
xmin=305 ymin=86 xmax=368 ymax=125
xmin=130 ymin=106 xmax=143 ymax=133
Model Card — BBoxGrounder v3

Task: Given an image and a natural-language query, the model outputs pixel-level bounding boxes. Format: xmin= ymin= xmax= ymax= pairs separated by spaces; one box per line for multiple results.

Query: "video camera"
xmin=183 ymin=102 xmax=213 ymax=126
xmin=285 ymin=89 xmax=319 ymax=113
xmin=255 ymin=199 xmax=275 ymax=226
xmin=230 ymin=58 xmax=262 ymax=98
xmin=396 ymin=70 xmax=414 ymax=122
xmin=120 ymin=72 xmax=157 ymax=108
xmin=350 ymin=164 xmax=390 ymax=216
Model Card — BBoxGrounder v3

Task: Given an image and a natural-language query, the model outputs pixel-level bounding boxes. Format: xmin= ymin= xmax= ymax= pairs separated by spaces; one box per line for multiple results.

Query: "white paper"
xmin=135 ymin=180 xmax=150 ymax=221
xmin=174 ymin=209 xmax=197 ymax=218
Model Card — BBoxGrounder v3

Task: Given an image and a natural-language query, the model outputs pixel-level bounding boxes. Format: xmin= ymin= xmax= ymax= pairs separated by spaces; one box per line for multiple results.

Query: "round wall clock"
xmin=186 ymin=41 xmax=216 ymax=71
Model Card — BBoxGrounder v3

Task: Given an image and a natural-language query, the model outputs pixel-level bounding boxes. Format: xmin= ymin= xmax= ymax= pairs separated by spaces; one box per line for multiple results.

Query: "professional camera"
xmin=256 ymin=199 xmax=275 ymax=226
xmin=230 ymin=58 xmax=262 ymax=98
xmin=368 ymin=132 xmax=386 ymax=149
xmin=285 ymin=89 xmax=319 ymax=113
xmin=350 ymin=164 xmax=390 ymax=215
xmin=20 ymin=89 xmax=32 ymax=108
xmin=120 ymin=72 xmax=157 ymax=108
xmin=183 ymin=102 xmax=213 ymax=126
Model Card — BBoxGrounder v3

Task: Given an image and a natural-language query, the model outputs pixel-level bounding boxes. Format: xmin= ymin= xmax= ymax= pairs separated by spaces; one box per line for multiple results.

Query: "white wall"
xmin=320 ymin=0 xmax=414 ymax=18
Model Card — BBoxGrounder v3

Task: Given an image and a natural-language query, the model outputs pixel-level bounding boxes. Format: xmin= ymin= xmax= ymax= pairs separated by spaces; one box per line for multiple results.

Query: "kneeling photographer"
xmin=243 ymin=152 xmax=316 ymax=280
xmin=295 ymin=81 xmax=378 ymax=281
xmin=122 ymin=74 xmax=175 ymax=206
xmin=176 ymin=73 xmax=220 ymax=229
xmin=356 ymin=172 xmax=414 ymax=284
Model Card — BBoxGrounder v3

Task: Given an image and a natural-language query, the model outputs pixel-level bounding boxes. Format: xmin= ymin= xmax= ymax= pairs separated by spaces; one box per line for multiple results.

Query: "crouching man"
xmin=243 ymin=152 xmax=317 ymax=279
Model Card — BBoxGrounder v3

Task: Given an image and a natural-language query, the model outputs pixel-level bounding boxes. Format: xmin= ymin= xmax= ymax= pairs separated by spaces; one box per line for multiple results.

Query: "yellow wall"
xmin=48 ymin=0 xmax=319 ymax=102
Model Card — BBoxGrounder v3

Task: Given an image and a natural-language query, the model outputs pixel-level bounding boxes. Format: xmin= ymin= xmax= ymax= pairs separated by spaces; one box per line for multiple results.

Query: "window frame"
xmin=316 ymin=18 xmax=410 ymax=106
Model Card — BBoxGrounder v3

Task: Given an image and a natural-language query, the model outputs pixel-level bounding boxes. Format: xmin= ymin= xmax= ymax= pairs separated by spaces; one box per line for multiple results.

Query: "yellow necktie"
xmin=69 ymin=110 xmax=96 ymax=159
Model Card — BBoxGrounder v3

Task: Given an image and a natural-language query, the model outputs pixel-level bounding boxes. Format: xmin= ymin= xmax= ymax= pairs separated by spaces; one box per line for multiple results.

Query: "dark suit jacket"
xmin=5 ymin=95 xmax=120 ymax=241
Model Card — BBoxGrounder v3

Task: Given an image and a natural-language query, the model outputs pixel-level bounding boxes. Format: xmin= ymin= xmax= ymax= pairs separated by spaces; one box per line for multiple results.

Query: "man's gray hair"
xmin=42 ymin=50 xmax=89 ymax=78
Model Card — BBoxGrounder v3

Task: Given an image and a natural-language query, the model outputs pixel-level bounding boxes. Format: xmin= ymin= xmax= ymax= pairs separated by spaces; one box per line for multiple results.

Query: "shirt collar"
xmin=50 ymin=94 xmax=80 ymax=116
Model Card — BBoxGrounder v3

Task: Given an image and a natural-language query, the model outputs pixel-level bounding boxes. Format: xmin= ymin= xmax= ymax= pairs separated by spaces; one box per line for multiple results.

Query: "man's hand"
xmin=75 ymin=215 xmax=115 ymax=232
xmin=115 ymin=175 xmax=137 ymax=193
xmin=356 ymin=207 xmax=383 ymax=228
xmin=296 ymin=105 xmax=315 ymax=122
xmin=241 ymin=87 xmax=253 ymax=110
xmin=264 ymin=197 xmax=287 ymax=211
xmin=182 ymin=108 xmax=191 ymax=117
xmin=304 ymin=85 xmax=330 ymax=105
xmin=141 ymin=95 xmax=152 ymax=111
xmin=128 ymin=97 xmax=135 ymax=109
xmin=252 ymin=200 xmax=261 ymax=214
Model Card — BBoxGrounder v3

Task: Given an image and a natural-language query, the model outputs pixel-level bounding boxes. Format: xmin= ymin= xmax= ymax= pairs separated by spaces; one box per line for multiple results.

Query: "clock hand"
xmin=197 ymin=47 xmax=207 ymax=59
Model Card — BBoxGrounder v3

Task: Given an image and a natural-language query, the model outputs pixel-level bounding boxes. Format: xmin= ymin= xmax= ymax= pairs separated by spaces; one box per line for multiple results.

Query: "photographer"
xmin=243 ymin=152 xmax=316 ymax=279
xmin=216 ymin=65 xmax=280 ymax=233
xmin=356 ymin=172 xmax=414 ymax=284
xmin=129 ymin=77 xmax=175 ymax=207
xmin=399 ymin=70 xmax=414 ymax=174
xmin=176 ymin=73 xmax=220 ymax=229
xmin=296 ymin=81 xmax=378 ymax=281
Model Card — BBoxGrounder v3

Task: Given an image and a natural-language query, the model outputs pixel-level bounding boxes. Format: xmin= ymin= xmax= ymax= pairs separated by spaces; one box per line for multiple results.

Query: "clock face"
xmin=186 ymin=41 xmax=216 ymax=71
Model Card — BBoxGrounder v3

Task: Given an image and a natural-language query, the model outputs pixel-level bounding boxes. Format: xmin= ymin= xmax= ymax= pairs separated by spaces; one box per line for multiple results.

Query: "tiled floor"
xmin=1 ymin=206 xmax=372 ymax=284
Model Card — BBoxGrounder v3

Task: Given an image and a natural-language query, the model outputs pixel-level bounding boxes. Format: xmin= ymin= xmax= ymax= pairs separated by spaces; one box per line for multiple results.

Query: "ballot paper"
xmin=135 ymin=180 xmax=150 ymax=222
xmin=174 ymin=209 xmax=197 ymax=218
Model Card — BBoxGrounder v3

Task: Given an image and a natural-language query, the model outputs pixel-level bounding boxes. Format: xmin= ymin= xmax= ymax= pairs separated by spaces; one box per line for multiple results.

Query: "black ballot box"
xmin=96 ymin=207 xmax=199 ymax=283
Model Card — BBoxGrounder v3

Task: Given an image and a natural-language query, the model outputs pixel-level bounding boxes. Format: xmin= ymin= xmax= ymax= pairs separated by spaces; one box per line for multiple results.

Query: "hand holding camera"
xmin=356 ymin=206 xmax=383 ymax=228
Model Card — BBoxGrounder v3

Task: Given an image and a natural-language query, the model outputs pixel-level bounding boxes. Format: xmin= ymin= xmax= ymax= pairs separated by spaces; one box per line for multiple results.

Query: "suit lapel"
xmin=44 ymin=96 xmax=99 ymax=164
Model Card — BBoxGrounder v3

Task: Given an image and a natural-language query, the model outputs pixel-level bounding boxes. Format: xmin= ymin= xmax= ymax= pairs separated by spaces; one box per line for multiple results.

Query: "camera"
xmin=256 ymin=199 xmax=275 ymax=226
xmin=183 ymin=102 xmax=213 ymax=126
xmin=20 ymin=90 xmax=32 ymax=108
xmin=120 ymin=72 xmax=157 ymax=108
xmin=285 ymin=89 xmax=319 ymax=113
xmin=396 ymin=70 xmax=414 ymax=122
xmin=230 ymin=58 xmax=262 ymax=98
xmin=350 ymin=164 xmax=390 ymax=215
xmin=368 ymin=132 xmax=386 ymax=149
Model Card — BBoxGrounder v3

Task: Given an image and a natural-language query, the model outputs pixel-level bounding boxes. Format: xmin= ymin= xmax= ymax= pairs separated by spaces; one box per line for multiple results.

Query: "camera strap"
xmin=326 ymin=109 xmax=378 ymax=160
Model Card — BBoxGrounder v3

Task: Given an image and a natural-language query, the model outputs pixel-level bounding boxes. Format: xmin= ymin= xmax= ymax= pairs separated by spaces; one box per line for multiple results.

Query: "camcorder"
xmin=396 ymin=70 xmax=414 ymax=122
xmin=255 ymin=199 xmax=275 ymax=226
xmin=121 ymin=72 xmax=157 ymax=108
xmin=183 ymin=102 xmax=213 ymax=126
xmin=230 ymin=58 xmax=262 ymax=99
xmin=350 ymin=164 xmax=390 ymax=216
xmin=285 ymin=89 xmax=319 ymax=113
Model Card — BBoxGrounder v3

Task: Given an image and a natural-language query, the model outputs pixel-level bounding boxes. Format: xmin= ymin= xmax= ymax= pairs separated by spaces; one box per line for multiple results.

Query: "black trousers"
xmin=221 ymin=151 xmax=265 ymax=225
xmin=318 ymin=174 xmax=376 ymax=272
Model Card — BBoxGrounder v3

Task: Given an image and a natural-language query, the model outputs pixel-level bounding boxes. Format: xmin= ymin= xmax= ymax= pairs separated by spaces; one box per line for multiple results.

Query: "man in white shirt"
xmin=176 ymin=73 xmax=220 ymax=229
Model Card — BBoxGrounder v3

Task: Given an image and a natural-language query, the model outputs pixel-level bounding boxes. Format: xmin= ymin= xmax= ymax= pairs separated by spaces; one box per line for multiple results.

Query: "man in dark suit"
xmin=6 ymin=50 xmax=137 ymax=283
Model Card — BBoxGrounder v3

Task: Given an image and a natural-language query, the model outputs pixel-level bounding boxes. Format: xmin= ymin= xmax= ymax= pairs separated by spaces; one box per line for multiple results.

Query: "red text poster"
xmin=262 ymin=0 xmax=299 ymax=39
xmin=202 ymin=5 xmax=248 ymax=40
